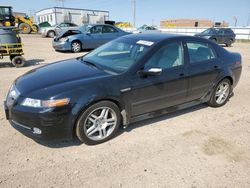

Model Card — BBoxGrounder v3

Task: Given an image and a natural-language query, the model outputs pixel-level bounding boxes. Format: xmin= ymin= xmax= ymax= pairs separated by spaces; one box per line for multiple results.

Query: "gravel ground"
xmin=0 ymin=34 xmax=250 ymax=188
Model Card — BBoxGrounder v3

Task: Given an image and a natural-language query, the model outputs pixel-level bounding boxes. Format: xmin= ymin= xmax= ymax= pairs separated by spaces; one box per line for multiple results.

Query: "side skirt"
xmin=129 ymin=100 xmax=203 ymax=124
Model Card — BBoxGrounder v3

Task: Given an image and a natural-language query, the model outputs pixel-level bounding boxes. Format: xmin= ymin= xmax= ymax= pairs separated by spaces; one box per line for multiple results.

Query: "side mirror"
xmin=139 ymin=68 xmax=162 ymax=77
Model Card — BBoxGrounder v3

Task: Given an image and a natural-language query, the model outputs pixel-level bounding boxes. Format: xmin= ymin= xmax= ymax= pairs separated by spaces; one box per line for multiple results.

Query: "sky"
xmin=2 ymin=0 xmax=250 ymax=27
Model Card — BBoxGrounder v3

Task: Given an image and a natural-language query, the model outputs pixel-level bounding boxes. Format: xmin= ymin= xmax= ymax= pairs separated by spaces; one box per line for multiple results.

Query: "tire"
xmin=47 ymin=30 xmax=55 ymax=38
xmin=226 ymin=39 xmax=233 ymax=47
xmin=11 ymin=56 xmax=26 ymax=68
xmin=32 ymin=24 xmax=39 ymax=33
xmin=19 ymin=23 xmax=31 ymax=34
xmin=71 ymin=41 xmax=82 ymax=53
xmin=76 ymin=101 xmax=121 ymax=145
xmin=207 ymin=79 xmax=231 ymax=107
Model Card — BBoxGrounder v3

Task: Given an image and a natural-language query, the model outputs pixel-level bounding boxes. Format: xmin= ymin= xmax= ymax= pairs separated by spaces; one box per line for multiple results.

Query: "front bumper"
xmin=4 ymin=101 xmax=74 ymax=141
xmin=52 ymin=40 xmax=71 ymax=51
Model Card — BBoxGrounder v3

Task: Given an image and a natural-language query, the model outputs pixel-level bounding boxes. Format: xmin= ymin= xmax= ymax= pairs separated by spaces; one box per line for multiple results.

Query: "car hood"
xmin=15 ymin=58 xmax=109 ymax=96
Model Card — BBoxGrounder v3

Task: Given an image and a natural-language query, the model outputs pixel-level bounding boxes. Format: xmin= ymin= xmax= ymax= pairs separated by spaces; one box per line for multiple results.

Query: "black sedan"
xmin=4 ymin=34 xmax=242 ymax=145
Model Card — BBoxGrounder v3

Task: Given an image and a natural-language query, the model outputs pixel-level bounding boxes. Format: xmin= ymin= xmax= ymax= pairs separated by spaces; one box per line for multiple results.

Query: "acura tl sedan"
xmin=4 ymin=34 xmax=242 ymax=145
xmin=52 ymin=24 xmax=130 ymax=53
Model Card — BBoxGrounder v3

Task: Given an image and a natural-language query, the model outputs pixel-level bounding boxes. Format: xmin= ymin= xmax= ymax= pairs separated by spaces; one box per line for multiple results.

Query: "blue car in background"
xmin=52 ymin=24 xmax=130 ymax=53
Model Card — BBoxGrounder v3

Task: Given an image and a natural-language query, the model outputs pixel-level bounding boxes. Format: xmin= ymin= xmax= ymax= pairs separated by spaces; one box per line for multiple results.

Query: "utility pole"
xmin=132 ymin=0 xmax=136 ymax=27
xmin=233 ymin=16 xmax=237 ymax=27
xmin=247 ymin=12 xmax=250 ymax=26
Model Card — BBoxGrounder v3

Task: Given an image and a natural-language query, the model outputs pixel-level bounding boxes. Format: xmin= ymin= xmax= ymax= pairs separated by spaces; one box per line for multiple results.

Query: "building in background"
xmin=160 ymin=18 xmax=228 ymax=28
xmin=36 ymin=7 xmax=109 ymax=26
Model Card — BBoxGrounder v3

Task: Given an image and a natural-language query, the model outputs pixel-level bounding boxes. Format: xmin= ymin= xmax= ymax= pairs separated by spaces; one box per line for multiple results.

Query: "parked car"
xmin=39 ymin=22 xmax=78 ymax=38
xmin=133 ymin=25 xmax=161 ymax=34
xmin=52 ymin=24 xmax=130 ymax=52
xmin=4 ymin=34 xmax=242 ymax=145
xmin=195 ymin=28 xmax=236 ymax=47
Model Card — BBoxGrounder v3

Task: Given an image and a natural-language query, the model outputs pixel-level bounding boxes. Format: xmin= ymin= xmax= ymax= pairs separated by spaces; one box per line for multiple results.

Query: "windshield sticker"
xmin=136 ymin=40 xmax=154 ymax=46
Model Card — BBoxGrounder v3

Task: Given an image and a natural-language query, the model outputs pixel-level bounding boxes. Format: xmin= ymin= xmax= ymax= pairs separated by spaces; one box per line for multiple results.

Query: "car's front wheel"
xmin=76 ymin=101 xmax=121 ymax=145
xmin=208 ymin=79 xmax=231 ymax=107
xmin=71 ymin=41 xmax=82 ymax=53
xmin=47 ymin=30 xmax=55 ymax=38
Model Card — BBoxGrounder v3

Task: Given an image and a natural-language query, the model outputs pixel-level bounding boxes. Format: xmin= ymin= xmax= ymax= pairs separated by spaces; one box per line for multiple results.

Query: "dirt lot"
xmin=0 ymin=34 xmax=250 ymax=188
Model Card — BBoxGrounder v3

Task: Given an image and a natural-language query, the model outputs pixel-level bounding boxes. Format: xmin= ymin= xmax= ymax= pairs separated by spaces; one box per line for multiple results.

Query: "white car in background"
xmin=39 ymin=22 xmax=78 ymax=38
xmin=133 ymin=25 xmax=161 ymax=34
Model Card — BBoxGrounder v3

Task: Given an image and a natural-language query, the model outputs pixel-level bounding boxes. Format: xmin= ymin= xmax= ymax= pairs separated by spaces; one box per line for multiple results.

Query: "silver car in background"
xmin=133 ymin=25 xmax=161 ymax=34
xmin=39 ymin=22 xmax=78 ymax=38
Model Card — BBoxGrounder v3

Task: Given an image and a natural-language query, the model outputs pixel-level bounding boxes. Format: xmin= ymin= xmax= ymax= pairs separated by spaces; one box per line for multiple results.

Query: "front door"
xmin=126 ymin=41 xmax=188 ymax=117
xmin=85 ymin=25 xmax=103 ymax=48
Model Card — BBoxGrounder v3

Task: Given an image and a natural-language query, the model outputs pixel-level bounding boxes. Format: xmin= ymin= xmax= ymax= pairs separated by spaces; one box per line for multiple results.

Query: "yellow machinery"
xmin=115 ymin=22 xmax=132 ymax=28
xmin=0 ymin=5 xmax=38 ymax=34
xmin=15 ymin=16 xmax=38 ymax=34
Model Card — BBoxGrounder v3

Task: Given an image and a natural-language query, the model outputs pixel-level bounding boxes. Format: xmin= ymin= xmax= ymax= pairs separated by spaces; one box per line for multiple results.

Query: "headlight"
xmin=21 ymin=98 xmax=70 ymax=108
xmin=59 ymin=37 xmax=69 ymax=42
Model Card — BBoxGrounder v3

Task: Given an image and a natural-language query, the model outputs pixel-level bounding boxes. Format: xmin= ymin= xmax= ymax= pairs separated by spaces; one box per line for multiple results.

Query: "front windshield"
xmin=82 ymin=39 xmax=152 ymax=73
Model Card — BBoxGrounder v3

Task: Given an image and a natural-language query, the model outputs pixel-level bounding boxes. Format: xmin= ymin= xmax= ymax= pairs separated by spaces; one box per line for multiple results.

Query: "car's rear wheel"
xmin=71 ymin=41 xmax=82 ymax=53
xmin=76 ymin=101 xmax=121 ymax=145
xmin=226 ymin=39 xmax=233 ymax=47
xmin=208 ymin=79 xmax=231 ymax=107
xmin=47 ymin=30 xmax=55 ymax=38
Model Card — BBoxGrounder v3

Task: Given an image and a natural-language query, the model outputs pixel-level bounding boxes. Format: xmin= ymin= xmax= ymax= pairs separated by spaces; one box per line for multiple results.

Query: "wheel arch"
xmin=71 ymin=97 xmax=126 ymax=138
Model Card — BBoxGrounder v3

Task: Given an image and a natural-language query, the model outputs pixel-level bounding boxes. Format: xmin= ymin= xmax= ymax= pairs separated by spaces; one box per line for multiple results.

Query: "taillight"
xmin=235 ymin=61 xmax=241 ymax=65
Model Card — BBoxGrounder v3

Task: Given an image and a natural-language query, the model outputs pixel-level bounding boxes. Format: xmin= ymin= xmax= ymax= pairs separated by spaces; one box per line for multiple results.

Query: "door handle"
xmin=179 ymin=73 xmax=185 ymax=77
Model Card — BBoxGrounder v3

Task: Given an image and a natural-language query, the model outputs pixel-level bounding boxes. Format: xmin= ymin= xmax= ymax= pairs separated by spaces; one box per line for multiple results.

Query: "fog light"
xmin=33 ymin=127 xmax=42 ymax=135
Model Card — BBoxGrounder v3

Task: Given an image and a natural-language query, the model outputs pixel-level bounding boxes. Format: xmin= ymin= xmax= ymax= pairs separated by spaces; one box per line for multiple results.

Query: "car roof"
xmin=120 ymin=33 xmax=186 ymax=43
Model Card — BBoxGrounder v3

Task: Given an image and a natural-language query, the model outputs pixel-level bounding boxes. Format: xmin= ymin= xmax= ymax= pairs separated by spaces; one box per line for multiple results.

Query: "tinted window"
xmin=187 ymin=42 xmax=216 ymax=63
xmin=102 ymin=26 xmax=118 ymax=33
xmin=90 ymin=26 xmax=103 ymax=34
xmin=218 ymin=29 xmax=225 ymax=35
xmin=145 ymin=42 xmax=184 ymax=70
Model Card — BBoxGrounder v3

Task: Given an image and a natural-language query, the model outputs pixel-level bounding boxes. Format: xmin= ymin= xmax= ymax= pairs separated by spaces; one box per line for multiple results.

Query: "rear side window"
xmin=102 ymin=26 xmax=118 ymax=33
xmin=225 ymin=29 xmax=233 ymax=34
xmin=187 ymin=42 xmax=216 ymax=63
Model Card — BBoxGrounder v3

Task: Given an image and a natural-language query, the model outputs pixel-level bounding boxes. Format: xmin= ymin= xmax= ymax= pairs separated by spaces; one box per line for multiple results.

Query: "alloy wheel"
xmin=83 ymin=107 xmax=117 ymax=141
xmin=72 ymin=42 xmax=81 ymax=52
xmin=215 ymin=81 xmax=230 ymax=105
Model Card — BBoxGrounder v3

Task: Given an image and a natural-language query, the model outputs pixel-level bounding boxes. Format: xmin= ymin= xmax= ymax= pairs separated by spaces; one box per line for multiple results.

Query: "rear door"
xmin=185 ymin=40 xmax=221 ymax=101
xmin=217 ymin=29 xmax=225 ymax=43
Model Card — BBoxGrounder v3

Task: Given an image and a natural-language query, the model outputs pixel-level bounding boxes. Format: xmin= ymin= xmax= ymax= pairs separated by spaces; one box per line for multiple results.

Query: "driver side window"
xmin=90 ymin=26 xmax=103 ymax=34
xmin=144 ymin=42 xmax=184 ymax=70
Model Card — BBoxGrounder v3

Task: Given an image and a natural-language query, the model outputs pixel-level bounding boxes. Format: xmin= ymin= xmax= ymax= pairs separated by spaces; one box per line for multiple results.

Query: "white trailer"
xmin=36 ymin=7 xmax=109 ymax=26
